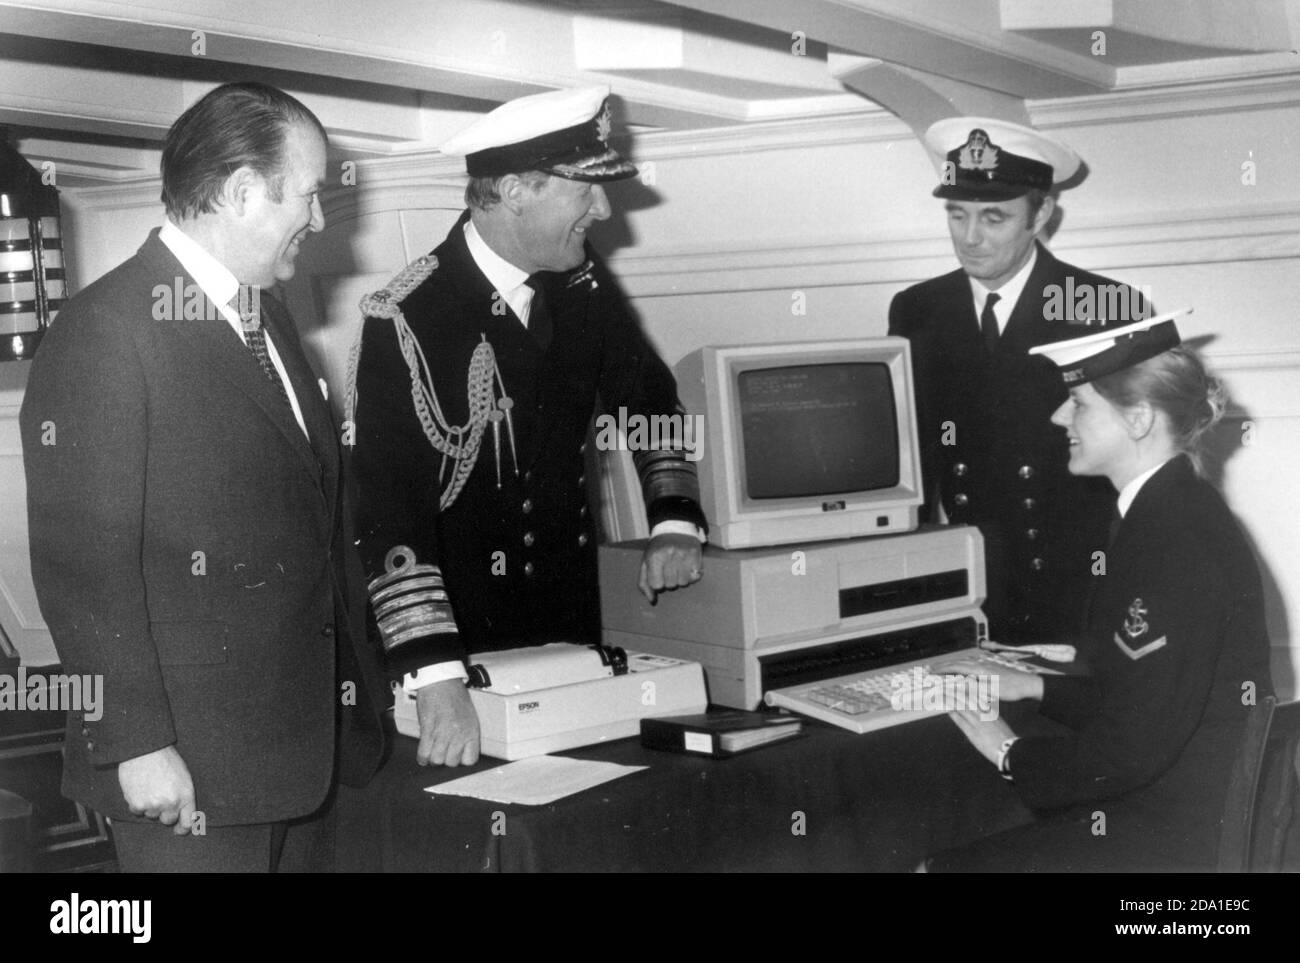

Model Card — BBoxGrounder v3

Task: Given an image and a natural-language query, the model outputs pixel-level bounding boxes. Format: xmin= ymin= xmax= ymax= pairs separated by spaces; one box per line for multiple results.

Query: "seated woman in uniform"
xmin=928 ymin=312 xmax=1274 ymax=872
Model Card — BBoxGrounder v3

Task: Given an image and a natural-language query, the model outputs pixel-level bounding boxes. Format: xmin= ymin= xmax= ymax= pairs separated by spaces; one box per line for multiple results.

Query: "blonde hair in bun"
xmin=1091 ymin=345 xmax=1226 ymax=474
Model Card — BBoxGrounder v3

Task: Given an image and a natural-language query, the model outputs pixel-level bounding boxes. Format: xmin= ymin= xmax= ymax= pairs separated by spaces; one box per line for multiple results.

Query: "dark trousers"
xmin=109 ymin=798 xmax=337 ymax=873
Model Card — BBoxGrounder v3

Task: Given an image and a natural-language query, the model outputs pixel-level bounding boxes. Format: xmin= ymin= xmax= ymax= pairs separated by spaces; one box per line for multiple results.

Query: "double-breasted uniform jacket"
xmin=981 ymin=455 xmax=1273 ymax=870
xmin=351 ymin=212 xmax=705 ymax=673
xmin=19 ymin=231 xmax=387 ymax=826
xmin=888 ymin=243 xmax=1141 ymax=642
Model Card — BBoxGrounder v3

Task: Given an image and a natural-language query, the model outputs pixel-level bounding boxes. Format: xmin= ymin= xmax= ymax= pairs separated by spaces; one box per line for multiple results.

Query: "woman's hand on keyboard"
xmin=933 ymin=659 xmax=1045 ymax=702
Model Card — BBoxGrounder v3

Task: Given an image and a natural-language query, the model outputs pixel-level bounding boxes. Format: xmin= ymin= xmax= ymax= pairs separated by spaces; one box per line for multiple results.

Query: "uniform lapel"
xmin=525 ymin=266 xmax=592 ymax=472
xmin=260 ymin=293 xmax=339 ymax=510
xmin=443 ymin=222 xmax=546 ymax=468
xmin=944 ymin=272 xmax=984 ymax=361
xmin=997 ymin=243 xmax=1057 ymax=356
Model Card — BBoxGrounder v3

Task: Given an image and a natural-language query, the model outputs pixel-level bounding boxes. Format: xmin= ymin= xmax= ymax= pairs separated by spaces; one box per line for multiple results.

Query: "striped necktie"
xmin=237 ymin=297 xmax=290 ymax=403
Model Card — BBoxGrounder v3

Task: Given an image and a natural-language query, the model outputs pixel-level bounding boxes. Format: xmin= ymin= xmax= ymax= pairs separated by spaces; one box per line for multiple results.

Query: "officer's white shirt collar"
xmin=158 ymin=219 xmax=308 ymax=437
xmin=464 ymin=219 xmax=536 ymax=327
xmin=1117 ymin=457 xmax=1173 ymax=518
xmin=969 ymin=245 xmax=1038 ymax=335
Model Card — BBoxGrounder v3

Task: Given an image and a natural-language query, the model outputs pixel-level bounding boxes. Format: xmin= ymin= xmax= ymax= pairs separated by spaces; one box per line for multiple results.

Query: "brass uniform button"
xmin=523 ymin=532 xmax=535 ymax=547
xmin=954 ymin=493 xmax=969 ymax=508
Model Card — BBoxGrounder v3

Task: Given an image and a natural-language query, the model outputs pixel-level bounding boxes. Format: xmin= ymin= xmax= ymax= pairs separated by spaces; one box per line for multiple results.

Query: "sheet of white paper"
xmin=425 ymin=755 xmax=648 ymax=806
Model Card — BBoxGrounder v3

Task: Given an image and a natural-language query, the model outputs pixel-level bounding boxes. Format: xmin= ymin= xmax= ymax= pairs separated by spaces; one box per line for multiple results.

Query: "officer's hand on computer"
xmin=415 ymin=678 xmax=481 ymax=767
xmin=638 ymin=532 xmax=704 ymax=602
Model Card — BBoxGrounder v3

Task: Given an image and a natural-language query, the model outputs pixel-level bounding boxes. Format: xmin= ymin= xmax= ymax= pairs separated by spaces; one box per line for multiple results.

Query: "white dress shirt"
xmin=968 ymin=245 xmax=1039 ymax=337
xmin=158 ymin=220 xmax=308 ymax=438
xmin=464 ymin=220 xmax=535 ymax=324
xmin=1117 ymin=458 xmax=1172 ymax=519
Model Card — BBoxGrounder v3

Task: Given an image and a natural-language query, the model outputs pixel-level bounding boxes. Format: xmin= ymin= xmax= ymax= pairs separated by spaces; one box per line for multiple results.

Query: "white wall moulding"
xmin=605 ymin=203 xmax=1300 ymax=298
xmin=1029 ymin=73 xmax=1300 ymax=127
xmin=61 ymin=154 xmax=1300 ymax=299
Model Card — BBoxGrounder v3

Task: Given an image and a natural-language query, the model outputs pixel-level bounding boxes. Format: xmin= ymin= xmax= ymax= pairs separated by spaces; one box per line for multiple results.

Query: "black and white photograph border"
xmin=0 ymin=0 xmax=1296 ymax=913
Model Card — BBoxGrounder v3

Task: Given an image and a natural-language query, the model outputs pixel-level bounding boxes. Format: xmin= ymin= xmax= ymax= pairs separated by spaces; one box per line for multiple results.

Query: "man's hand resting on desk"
xmin=638 ymin=533 xmax=703 ymax=602
xmin=416 ymin=678 xmax=481 ymax=767
xmin=118 ymin=745 xmax=198 ymax=835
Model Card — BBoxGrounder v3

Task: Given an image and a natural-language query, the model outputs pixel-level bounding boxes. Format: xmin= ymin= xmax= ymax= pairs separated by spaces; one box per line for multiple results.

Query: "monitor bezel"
xmin=684 ymin=338 xmax=924 ymax=548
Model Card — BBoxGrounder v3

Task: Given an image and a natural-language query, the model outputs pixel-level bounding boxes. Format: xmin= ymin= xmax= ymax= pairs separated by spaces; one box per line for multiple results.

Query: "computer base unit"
xmin=599 ymin=525 xmax=986 ymax=710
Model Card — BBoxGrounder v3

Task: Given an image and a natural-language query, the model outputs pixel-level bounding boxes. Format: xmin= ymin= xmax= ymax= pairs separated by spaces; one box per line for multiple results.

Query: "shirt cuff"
xmin=403 ymin=661 xmax=469 ymax=695
xmin=650 ymin=520 xmax=707 ymax=543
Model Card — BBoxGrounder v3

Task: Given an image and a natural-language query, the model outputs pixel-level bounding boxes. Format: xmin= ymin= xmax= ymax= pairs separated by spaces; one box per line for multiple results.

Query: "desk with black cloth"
xmin=335 ymin=713 xmax=1034 ymax=872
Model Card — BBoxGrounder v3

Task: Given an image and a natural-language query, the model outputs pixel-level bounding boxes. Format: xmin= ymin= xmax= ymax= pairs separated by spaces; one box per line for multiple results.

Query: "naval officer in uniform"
xmin=888 ymin=119 xmax=1148 ymax=644
xmin=349 ymin=86 xmax=707 ymax=768
xmin=929 ymin=313 xmax=1272 ymax=871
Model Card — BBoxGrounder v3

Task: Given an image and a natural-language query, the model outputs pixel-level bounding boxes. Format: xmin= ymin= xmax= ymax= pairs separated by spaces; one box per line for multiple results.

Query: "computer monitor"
xmin=674 ymin=338 xmax=923 ymax=549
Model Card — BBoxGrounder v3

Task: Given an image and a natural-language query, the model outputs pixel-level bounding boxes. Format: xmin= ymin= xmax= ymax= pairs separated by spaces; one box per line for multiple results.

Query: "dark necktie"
xmin=980 ymin=292 xmax=1001 ymax=355
xmin=524 ymin=275 xmax=553 ymax=352
xmin=1107 ymin=505 xmax=1123 ymax=548
xmin=238 ymin=298 xmax=291 ymax=404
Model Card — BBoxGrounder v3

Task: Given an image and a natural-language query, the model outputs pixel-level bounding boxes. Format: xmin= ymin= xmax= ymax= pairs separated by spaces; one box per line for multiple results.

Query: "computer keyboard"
xmin=764 ymin=648 xmax=1048 ymax=734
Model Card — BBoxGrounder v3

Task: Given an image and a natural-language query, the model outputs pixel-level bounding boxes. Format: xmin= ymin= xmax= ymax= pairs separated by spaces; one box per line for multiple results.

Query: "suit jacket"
xmin=888 ymin=243 xmax=1140 ymax=641
xmin=1009 ymin=455 xmax=1273 ymax=867
xmin=352 ymin=213 xmax=704 ymax=671
xmin=20 ymin=230 xmax=386 ymax=826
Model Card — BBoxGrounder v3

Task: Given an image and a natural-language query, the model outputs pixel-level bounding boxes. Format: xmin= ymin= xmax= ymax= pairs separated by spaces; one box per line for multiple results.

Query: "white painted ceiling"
xmin=2 ymin=0 xmax=1298 ymax=184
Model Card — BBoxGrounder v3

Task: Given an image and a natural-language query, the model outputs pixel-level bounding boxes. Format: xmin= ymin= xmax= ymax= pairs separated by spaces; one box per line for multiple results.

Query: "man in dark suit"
xmin=889 ymin=118 xmax=1147 ymax=644
xmin=20 ymin=82 xmax=386 ymax=871
xmin=349 ymin=86 xmax=707 ymax=768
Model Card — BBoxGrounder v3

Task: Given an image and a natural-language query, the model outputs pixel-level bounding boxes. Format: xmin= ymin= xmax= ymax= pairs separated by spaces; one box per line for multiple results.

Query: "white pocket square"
xmin=318 ymin=378 xmax=329 ymax=401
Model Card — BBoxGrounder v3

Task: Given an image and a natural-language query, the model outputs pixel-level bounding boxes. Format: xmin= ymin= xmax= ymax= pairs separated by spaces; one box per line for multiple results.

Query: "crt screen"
xmin=738 ymin=362 xmax=899 ymax=499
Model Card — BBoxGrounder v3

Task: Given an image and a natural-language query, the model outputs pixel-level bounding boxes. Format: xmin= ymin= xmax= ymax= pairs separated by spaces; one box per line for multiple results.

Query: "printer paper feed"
xmin=471 ymin=643 xmax=615 ymax=694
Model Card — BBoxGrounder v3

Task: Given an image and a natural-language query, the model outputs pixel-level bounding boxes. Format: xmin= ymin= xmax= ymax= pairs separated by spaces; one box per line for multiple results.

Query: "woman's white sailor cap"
xmin=440 ymin=85 xmax=637 ymax=182
xmin=1029 ymin=309 xmax=1190 ymax=385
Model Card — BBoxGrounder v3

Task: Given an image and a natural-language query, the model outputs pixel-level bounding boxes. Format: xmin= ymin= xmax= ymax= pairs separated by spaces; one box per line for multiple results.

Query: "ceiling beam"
xmin=659 ymin=0 xmax=1116 ymax=97
xmin=832 ymin=55 xmax=1031 ymax=143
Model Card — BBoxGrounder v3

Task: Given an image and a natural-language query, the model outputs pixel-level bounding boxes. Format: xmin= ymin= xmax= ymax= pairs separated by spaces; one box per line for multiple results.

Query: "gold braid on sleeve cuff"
xmin=367 ymin=545 xmax=458 ymax=653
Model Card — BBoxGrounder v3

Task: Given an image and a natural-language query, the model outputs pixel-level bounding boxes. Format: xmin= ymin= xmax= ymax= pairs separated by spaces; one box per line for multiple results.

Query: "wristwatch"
xmin=997 ymin=737 xmax=1018 ymax=781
